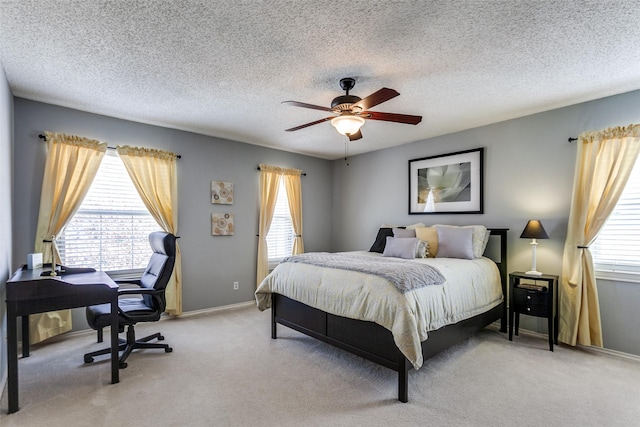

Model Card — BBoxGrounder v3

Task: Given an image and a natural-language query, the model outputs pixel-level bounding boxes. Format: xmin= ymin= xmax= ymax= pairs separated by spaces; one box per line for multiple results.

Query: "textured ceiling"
xmin=2 ymin=1 xmax=640 ymax=160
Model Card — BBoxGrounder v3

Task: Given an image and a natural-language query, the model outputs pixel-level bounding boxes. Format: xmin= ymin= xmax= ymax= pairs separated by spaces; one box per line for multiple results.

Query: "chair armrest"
xmin=118 ymin=287 xmax=163 ymax=296
xmin=116 ymin=287 xmax=165 ymax=322
xmin=115 ymin=279 xmax=142 ymax=285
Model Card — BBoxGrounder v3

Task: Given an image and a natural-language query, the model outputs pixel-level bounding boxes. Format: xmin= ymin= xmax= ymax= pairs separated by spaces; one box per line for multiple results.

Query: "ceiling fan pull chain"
xmin=344 ymin=140 xmax=350 ymax=166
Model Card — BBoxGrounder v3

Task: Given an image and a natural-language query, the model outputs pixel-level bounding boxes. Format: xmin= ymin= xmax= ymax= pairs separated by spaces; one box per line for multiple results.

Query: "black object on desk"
xmin=39 ymin=265 xmax=97 ymax=276
xmin=508 ymin=271 xmax=559 ymax=351
xmin=5 ymin=266 xmax=120 ymax=414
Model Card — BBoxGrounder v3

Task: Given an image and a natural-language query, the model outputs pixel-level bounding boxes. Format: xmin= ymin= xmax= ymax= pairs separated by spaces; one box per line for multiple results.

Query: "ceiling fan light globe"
xmin=331 ymin=115 xmax=365 ymax=136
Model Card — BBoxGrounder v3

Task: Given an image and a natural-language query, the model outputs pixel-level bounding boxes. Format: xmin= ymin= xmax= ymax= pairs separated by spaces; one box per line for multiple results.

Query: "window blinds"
xmin=58 ymin=151 xmax=160 ymax=272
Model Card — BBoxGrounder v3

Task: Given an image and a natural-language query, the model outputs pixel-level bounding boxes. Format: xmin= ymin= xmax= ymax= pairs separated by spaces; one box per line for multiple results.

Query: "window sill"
xmin=595 ymin=270 xmax=640 ymax=284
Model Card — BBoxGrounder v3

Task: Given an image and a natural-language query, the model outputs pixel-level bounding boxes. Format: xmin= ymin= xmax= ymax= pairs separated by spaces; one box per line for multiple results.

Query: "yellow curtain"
xmin=283 ymin=167 xmax=304 ymax=255
xmin=117 ymin=145 xmax=182 ymax=315
xmin=559 ymin=124 xmax=640 ymax=347
xmin=31 ymin=131 xmax=107 ymax=344
xmin=256 ymin=164 xmax=282 ymax=286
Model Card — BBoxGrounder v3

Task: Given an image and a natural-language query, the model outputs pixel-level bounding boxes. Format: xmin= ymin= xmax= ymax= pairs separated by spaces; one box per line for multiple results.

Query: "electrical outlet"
xmin=233 ymin=281 xmax=239 ymax=290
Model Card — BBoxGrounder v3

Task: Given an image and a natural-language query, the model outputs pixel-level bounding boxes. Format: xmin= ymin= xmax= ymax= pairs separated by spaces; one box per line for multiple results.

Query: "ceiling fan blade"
xmin=364 ymin=111 xmax=422 ymax=125
xmin=348 ymin=130 xmax=363 ymax=141
xmin=285 ymin=116 xmax=334 ymax=132
xmin=352 ymin=88 xmax=400 ymax=111
xmin=282 ymin=100 xmax=334 ymax=112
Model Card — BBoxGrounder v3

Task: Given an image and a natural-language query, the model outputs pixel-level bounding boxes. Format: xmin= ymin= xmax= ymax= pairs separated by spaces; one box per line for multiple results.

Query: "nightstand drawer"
xmin=513 ymin=287 xmax=549 ymax=316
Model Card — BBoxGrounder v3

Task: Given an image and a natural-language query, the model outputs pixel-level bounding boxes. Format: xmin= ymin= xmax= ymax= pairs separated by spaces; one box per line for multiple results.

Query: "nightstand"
xmin=508 ymin=271 xmax=559 ymax=351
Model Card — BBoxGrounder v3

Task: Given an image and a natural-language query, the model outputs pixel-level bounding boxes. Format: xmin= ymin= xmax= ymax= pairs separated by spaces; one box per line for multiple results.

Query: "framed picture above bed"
xmin=408 ymin=147 xmax=484 ymax=214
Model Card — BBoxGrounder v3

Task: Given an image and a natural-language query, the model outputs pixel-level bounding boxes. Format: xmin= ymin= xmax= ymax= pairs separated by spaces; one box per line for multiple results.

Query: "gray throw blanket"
xmin=282 ymin=252 xmax=445 ymax=293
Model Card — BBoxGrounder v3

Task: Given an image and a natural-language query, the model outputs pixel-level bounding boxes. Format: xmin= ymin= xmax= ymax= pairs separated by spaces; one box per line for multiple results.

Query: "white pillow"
xmin=435 ymin=227 xmax=474 ymax=259
xmin=382 ymin=237 xmax=419 ymax=259
xmin=433 ymin=224 xmax=488 ymax=258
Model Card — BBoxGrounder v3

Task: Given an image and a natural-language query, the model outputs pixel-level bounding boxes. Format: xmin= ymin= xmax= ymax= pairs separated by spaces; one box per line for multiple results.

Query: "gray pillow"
xmin=435 ymin=227 xmax=474 ymax=259
xmin=433 ymin=224 xmax=488 ymax=258
xmin=382 ymin=237 xmax=418 ymax=259
xmin=393 ymin=227 xmax=416 ymax=238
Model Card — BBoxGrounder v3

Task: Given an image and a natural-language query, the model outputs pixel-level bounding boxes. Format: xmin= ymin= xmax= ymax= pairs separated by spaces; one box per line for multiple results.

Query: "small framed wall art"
xmin=212 ymin=213 xmax=234 ymax=236
xmin=211 ymin=181 xmax=233 ymax=204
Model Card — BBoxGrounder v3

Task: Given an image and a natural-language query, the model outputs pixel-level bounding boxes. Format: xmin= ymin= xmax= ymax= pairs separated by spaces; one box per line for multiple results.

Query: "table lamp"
xmin=520 ymin=220 xmax=549 ymax=276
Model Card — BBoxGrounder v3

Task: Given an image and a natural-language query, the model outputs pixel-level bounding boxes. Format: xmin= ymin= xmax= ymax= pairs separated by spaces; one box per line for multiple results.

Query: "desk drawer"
xmin=513 ymin=287 xmax=549 ymax=317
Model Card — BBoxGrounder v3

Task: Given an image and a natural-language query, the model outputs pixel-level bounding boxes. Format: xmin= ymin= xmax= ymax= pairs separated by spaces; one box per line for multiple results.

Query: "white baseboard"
xmin=174 ymin=300 xmax=256 ymax=318
xmin=48 ymin=300 xmax=257 ymax=341
xmin=508 ymin=325 xmax=640 ymax=363
xmin=578 ymin=343 xmax=640 ymax=363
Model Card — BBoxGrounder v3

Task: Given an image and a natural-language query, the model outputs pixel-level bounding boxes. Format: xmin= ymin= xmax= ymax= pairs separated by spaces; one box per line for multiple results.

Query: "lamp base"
xmin=525 ymin=270 xmax=543 ymax=276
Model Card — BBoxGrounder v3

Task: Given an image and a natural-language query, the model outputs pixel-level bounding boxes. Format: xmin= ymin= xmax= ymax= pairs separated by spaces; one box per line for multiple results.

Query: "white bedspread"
xmin=255 ymin=251 xmax=503 ymax=370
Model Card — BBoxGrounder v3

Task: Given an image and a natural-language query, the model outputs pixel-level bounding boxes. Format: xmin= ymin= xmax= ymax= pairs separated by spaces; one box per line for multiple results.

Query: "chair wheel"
xmin=165 ymin=347 xmax=173 ymax=353
xmin=119 ymin=362 xmax=128 ymax=369
xmin=84 ymin=356 xmax=94 ymax=364
xmin=158 ymin=335 xmax=165 ymax=341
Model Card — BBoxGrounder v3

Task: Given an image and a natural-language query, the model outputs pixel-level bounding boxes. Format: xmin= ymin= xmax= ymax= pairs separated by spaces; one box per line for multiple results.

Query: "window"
xmin=592 ymin=156 xmax=640 ymax=282
xmin=57 ymin=150 xmax=160 ymax=272
xmin=266 ymin=177 xmax=294 ymax=268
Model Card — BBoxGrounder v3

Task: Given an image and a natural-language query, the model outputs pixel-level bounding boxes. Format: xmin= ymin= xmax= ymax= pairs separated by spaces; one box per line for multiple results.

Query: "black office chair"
xmin=84 ymin=231 xmax=177 ymax=369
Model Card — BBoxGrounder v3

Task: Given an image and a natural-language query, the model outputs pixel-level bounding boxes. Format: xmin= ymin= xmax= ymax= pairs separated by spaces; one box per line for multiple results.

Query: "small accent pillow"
xmin=393 ymin=227 xmax=416 ymax=238
xmin=414 ymin=226 xmax=439 ymax=258
xmin=369 ymin=228 xmax=394 ymax=253
xmin=416 ymin=239 xmax=429 ymax=258
xmin=433 ymin=224 xmax=488 ymax=258
xmin=435 ymin=227 xmax=474 ymax=259
xmin=382 ymin=237 xmax=419 ymax=259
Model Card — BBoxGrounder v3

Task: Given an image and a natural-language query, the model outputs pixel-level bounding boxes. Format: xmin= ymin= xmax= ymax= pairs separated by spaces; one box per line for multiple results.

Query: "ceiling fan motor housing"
xmin=332 ymin=77 xmax=361 ymax=112
xmin=331 ymin=94 xmax=362 ymax=111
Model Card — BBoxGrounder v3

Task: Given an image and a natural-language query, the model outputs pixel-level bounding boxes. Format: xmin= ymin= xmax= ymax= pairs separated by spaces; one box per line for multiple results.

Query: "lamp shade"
xmin=330 ymin=115 xmax=365 ymax=136
xmin=520 ymin=220 xmax=549 ymax=240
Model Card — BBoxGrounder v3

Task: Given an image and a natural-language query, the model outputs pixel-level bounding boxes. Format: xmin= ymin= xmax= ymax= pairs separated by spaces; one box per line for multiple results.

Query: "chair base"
xmin=84 ymin=324 xmax=172 ymax=369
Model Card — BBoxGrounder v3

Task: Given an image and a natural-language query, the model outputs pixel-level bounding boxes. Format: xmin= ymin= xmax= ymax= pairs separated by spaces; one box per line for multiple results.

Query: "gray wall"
xmin=0 ymin=66 xmax=14 ymax=393
xmin=331 ymin=89 xmax=640 ymax=357
xmin=12 ymin=99 xmax=333 ymax=328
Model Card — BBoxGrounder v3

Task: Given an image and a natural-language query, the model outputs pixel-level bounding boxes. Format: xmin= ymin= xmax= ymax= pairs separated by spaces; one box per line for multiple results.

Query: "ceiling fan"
xmin=282 ymin=77 xmax=422 ymax=141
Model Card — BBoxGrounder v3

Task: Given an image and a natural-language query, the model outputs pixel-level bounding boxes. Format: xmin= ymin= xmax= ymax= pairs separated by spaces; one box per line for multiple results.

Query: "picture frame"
xmin=212 ymin=213 xmax=234 ymax=235
xmin=408 ymin=147 xmax=484 ymax=214
xmin=211 ymin=181 xmax=233 ymax=204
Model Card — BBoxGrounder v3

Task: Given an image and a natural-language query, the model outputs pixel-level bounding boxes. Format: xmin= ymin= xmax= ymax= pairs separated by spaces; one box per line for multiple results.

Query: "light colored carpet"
xmin=2 ymin=303 xmax=640 ymax=426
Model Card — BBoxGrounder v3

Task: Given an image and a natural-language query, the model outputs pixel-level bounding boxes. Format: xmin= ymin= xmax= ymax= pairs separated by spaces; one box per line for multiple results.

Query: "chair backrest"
xmin=139 ymin=231 xmax=177 ymax=311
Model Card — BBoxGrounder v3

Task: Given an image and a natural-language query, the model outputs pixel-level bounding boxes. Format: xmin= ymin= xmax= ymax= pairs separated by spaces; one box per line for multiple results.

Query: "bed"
xmin=255 ymin=226 xmax=508 ymax=402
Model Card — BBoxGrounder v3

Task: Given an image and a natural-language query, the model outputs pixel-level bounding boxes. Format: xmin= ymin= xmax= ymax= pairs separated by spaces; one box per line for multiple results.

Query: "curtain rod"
xmin=256 ymin=166 xmax=306 ymax=176
xmin=38 ymin=134 xmax=182 ymax=159
xmin=568 ymin=137 xmax=578 ymax=143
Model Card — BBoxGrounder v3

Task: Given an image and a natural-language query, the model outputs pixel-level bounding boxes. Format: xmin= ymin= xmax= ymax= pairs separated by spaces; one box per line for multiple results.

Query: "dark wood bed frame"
xmin=270 ymin=228 xmax=508 ymax=402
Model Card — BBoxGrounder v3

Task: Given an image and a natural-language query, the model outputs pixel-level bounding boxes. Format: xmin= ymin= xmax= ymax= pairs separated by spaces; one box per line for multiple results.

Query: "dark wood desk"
xmin=6 ymin=267 xmax=120 ymax=414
